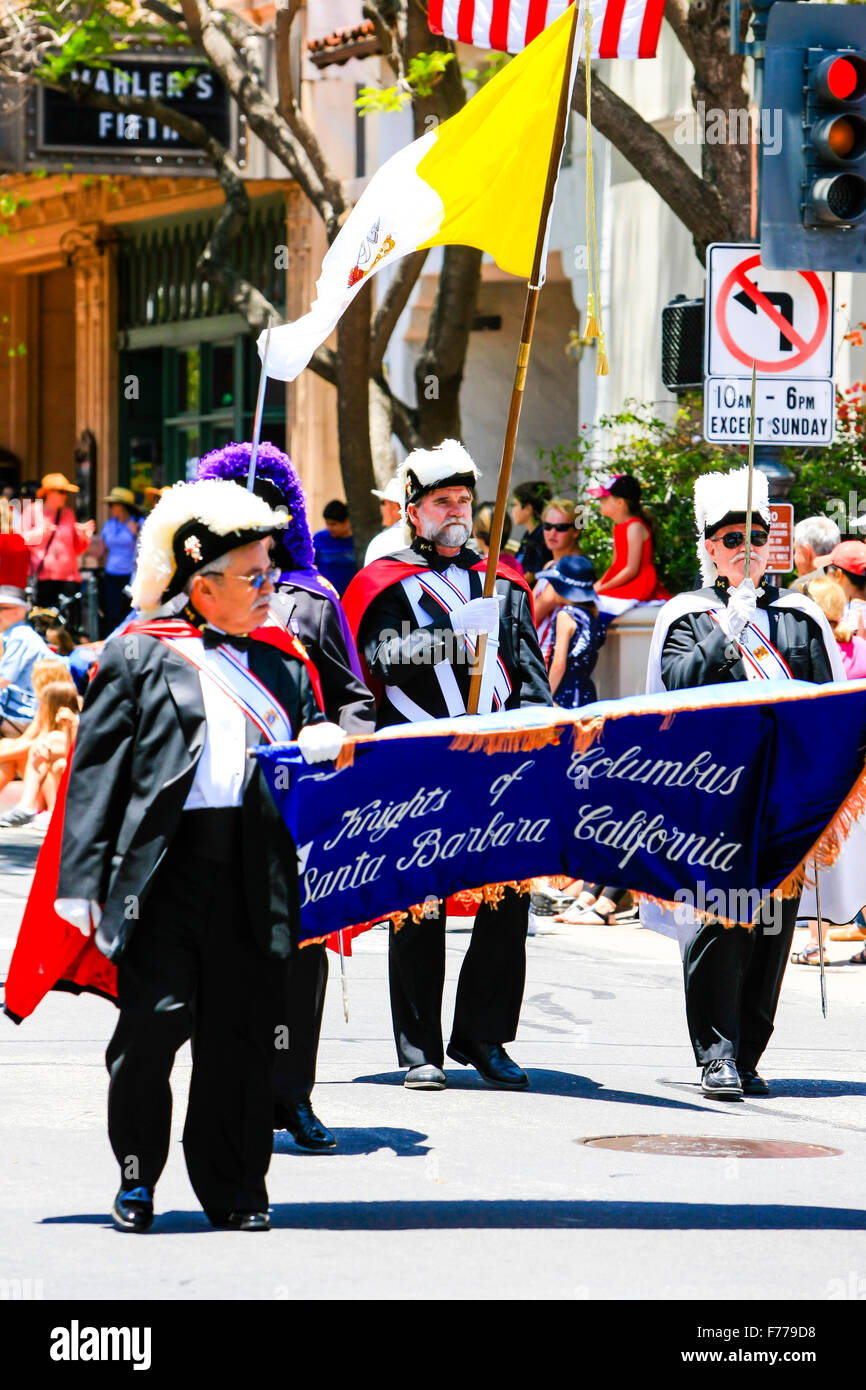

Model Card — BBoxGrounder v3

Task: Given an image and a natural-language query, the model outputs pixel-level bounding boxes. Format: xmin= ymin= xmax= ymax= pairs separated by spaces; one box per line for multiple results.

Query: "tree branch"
xmin=370 ymin=248 xmax=428 ymax=373
xmin=663 ymin=0 xmax=696 ymax=67
xmin=573 ymin=62 xmax=727 ymax=259
xmin=180 ymin=0 xmax=346 ymax=239
xmin=372 ymin=371 xmax=421 ymax=453
xmin=141 ymin=0 xmax=186 ymax=26
xmin=274 ymin=1 xmax=344 ymax=217
xmin=308 ymin=346 xmax=337 ymax=387
xmin=362 ymin=2 xmax=401 ymax=80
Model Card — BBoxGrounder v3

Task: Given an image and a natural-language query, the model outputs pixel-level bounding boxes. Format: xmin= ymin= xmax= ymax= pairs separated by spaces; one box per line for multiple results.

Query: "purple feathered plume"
xmin=196 ymin=440 xmax=315 ymax=571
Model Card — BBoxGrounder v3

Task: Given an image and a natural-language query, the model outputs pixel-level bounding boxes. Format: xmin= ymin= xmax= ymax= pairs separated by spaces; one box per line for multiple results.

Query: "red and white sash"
xmin=709 ymin=612 xmax=793 ymax=682
xmin=397 ymin=567 xmax=512 ymax=719
xmin=128 ymin=620 xmax=294 ymax=742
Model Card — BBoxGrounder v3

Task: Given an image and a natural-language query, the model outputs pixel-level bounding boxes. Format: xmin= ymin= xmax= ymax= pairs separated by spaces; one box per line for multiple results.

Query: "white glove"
xmin=54 ymin=899 xmax=102 ymax=938
xmin=296 ymin=721 xmax=348 ymax=765
xmin=719 ymin=578 xmax=757 ymax=639
xmin=450 ymin=596 xmax=502 ymax=639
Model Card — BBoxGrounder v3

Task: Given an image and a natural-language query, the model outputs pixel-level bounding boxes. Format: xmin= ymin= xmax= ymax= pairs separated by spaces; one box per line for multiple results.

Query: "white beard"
xmin=417 ymin=516 xmax=471 ymax=549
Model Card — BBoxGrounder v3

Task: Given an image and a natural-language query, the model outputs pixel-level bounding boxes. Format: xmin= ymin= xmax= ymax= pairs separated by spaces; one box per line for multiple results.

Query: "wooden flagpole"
xmin=466 ymin=2 xmax=581 ymax=716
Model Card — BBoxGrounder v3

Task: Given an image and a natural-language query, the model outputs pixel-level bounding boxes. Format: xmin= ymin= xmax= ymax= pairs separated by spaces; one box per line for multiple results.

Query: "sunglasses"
xmin=201 ymin=567 xmax=279 ymax=590
xmin=716 ymin=530 xmax=769 ymax=551
xmin=543 ymin=522 xmax=575 ymax=533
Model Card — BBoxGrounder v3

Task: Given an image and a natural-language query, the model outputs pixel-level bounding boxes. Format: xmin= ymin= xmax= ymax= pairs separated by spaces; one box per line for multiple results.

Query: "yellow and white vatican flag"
xmin=259 ymin=5 xmax=582 ymax=381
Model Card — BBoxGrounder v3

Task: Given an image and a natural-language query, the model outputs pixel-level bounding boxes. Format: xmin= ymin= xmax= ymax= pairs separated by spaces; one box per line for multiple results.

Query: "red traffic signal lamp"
xmin=804 ymin=50 xmax=866 ymax=228
xmin=762 ymin=5 xmax=866 ymax=270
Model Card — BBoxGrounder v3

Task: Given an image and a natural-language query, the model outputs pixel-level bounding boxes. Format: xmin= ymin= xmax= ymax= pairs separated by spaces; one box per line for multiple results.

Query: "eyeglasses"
xmin=543 ymin=522 xmax=575 ymax=533
xmin=716 ymin=531 xmax=770 ymax=551
xmin=200 ymin=567 xmax=279 ymax=590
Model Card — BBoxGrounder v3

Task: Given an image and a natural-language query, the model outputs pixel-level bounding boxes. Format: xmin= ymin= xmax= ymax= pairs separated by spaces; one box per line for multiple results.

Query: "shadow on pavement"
xmin=746 ymin=1078 xmax=866 ymax=1099
xmin=273 ymin=1126 xmax=430 ymax=1158
xmin=41 ymin=1200 xmax=866 ymax=1233
xmin=353 ymin=1068 xmax=709 ymax=1111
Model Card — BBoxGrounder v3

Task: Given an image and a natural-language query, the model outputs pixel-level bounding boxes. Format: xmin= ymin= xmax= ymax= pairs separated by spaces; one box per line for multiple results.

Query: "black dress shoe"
xmin=404 ymin=1063 xmax=447 ymax=1090
xmin=739 ymin=1068 xmax=769 ymax=1096
xmin=275 ymin=1098 xmax=337 ymax=1151
xmin=701 ymin=1059 xmax=743 ymax=1099
xmin=447 ymin=1040 xmax=529 ymax=1089
xmin=209 ymin=1210 xmax=270 ymax=1231
xmin=112 ymin=1186 xmax=154 ymax=1233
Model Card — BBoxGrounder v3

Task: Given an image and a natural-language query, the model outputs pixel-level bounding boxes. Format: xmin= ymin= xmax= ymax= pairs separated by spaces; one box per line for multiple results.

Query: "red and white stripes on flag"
xmin=428 ymin=0 xmax=665 ymax=57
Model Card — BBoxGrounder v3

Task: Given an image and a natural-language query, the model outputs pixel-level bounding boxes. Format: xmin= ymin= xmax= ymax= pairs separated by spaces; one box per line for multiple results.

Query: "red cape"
xmin=342 ymin=553 xmax=532 ymax=641
xmin=3 ymin=621 xmax=330 ymax=1023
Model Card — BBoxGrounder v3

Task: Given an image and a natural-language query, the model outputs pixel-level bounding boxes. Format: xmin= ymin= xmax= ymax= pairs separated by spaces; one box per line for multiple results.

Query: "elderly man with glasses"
xmin=646 ymin=467 xmax=844 ymax=1101
xmin=52 ymin=479 xmax=346 ymax=1233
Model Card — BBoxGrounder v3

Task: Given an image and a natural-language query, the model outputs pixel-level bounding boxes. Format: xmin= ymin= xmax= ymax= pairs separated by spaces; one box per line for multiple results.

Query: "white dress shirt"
xmin=183 ymin=644 xmax=249 ymax=810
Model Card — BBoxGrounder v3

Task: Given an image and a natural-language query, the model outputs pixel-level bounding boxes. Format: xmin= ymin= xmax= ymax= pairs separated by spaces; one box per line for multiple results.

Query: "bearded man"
xmin=343 ymin=441 xmax=551 ymax=1091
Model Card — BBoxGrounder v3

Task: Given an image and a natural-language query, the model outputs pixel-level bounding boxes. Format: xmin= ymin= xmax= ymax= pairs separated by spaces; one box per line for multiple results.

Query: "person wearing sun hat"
xmin=365 ymin=475 xmax=405 ymax=564
xmin=45 ymin=477 xmax=347 ymax=1233
xmin=542 ymin=554 xmax=607 ymax=708
xmin=24 ymin=472 xmax=94 ymax=624
xmin=197 ymin=440 xmax=375 ymax=1153
xmin=100 ymin=487 xmax=142 ymax=634
xmin=645 ymin=465 xmax=844 ymax=1102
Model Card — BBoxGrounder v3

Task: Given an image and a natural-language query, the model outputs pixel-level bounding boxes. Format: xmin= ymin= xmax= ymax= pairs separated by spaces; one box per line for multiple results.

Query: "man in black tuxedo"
xmin=197 ymin=441 xmax=376 ymax=1153
xmin=55 ymin=479 xmax=347 ymax=1231
xmin=344 ymin=440 xmax=552 ymax=1093
xmin=647 ymin=466 xmax=843 ymax=1100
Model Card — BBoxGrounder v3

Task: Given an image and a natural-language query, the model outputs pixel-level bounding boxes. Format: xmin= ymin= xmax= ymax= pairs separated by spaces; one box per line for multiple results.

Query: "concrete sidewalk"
xmin=1 ymin=828 xmax=866 ymax=1301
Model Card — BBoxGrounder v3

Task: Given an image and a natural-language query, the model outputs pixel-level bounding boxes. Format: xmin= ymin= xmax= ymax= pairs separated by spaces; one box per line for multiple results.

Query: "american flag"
xmin=428 ymin=0 xmax=665 ymax=58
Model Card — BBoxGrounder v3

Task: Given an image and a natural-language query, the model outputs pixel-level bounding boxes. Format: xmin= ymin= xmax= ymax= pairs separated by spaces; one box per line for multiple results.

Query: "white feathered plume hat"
xmin=130 ymin=478 xmax=287 ymax=617
xmin=694 ymin=466 xmax=772 ymax=585
xmin=397 ymin=439 xmax=479 ymax=540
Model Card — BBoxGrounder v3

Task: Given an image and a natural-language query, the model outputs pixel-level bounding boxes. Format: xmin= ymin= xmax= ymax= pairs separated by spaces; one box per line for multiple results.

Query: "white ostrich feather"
xmin=130 ymin=479 xmax=285 ymax=615
xmin=693 ymin=467 xmax=771 ymax=585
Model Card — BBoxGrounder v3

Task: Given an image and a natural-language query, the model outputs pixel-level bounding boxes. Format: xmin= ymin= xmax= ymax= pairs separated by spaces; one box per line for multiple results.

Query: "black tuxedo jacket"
xmin=661 ymin=585 xmax=836 ymax=689
xmin=57 ymin=632 xmax=320 ymax=963
xmin=358 ymin=545 xmax=552 ymax=728
xmin=271 ymin=585 xmax=375 ymax=734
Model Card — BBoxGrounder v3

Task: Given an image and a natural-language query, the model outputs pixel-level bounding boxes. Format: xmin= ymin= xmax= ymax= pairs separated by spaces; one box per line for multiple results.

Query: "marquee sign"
xmin=25 ymin=53 xmax=240 ymax=174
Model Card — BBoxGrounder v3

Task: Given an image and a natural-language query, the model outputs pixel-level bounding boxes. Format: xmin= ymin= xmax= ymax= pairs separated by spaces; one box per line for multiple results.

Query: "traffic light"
xmin=761 ymin=4 xmax=866 ymax=271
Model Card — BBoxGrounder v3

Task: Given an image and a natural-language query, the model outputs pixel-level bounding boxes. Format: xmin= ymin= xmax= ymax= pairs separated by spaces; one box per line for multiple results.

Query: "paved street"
xmin=2 ymin=829 xmax=866 ymax=1302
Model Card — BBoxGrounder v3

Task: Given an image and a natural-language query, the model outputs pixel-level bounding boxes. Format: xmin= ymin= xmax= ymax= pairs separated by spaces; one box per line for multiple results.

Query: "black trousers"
xmin=682 ymin=898 xmax=797 ymax=1071
xmin=388 ymin=888 xmax=528 ymax=1067
xmin=105 ymin=812 xmax=286 ymax=1217
xmin=272 ymin=943 xmax=328 ymax=1107
xmin=101 ymin=572 xmax=132 ymax=635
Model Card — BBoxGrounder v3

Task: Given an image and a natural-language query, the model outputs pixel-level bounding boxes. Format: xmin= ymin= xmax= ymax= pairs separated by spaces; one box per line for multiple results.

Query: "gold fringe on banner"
xmin=448 ymin=725 xmax=564 ymax=755
xmin=335 ymin=740 xmax=357 ymax=770
xmin=404 ymin=881 xmax=535 ymax=925
xmin=774 ymin=758 xmax=866 ymax=899
xmin=570 ymin=714 xmax=605 ymax=751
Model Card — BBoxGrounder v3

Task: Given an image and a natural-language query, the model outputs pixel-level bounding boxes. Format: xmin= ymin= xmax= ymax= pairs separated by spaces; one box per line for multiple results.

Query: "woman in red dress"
xmin=588 ymin=474 xmax=668 ymax=601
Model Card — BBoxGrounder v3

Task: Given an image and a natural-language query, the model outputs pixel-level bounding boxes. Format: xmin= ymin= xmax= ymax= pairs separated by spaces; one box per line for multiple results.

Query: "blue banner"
xmin=255 ymin=680 xmax=866 ymax=943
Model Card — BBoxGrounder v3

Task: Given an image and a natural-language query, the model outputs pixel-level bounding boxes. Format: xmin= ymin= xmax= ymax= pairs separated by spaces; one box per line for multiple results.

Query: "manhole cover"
xmin=581 ymin=1135 xmax=842 ymax=1158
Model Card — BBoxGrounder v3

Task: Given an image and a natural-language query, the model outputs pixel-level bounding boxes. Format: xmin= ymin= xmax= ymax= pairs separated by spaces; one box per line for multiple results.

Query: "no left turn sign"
xmin=706 ymin=244 xmax=834 ymax=379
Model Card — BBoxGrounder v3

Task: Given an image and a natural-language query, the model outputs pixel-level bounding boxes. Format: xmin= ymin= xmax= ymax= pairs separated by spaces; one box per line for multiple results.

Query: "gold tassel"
xmin=596 ymin=329 xmax=609 ymax=376
xmin=584 ymin=291 xmax=599 ymax=341
xmin=583 ymin=5 xmax=610 ymax=375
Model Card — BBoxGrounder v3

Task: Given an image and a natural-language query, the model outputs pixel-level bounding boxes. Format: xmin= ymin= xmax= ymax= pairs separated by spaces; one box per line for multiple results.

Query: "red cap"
xmin=814 ymin=540 xmax=866 ymax=576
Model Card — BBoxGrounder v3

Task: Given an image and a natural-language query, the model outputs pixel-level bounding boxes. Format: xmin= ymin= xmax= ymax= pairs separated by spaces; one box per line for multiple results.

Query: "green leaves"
xmin=356 ymin=51 xmax=455 ymax=116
